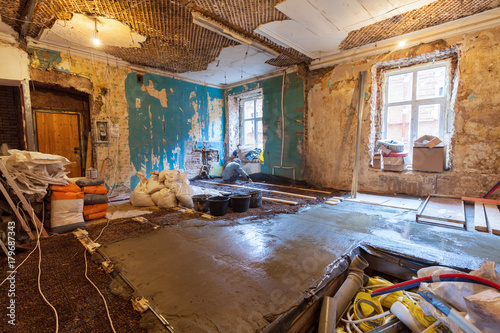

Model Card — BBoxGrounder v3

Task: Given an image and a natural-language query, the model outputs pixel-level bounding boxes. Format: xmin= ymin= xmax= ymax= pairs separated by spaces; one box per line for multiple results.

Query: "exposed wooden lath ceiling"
xmin=0 ymin=0 xmax=310 ymax=73
xmin=339 ymin=0 xmax=500 ymax=50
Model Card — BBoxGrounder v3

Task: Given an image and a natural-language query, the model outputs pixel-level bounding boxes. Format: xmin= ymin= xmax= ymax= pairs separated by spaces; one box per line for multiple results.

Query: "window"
xmin=240 ymin=97 xmax=263 ymax=149
xmin=382 ymin=60 xmax=450 ymax=157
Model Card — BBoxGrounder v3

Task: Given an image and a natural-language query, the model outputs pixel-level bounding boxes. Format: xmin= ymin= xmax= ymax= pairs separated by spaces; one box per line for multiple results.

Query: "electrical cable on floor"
xmin=84 ymin=249 xmax=117 ymax=333
xmin=33 ymin=204 xmax=59 ymax=332
xmin=93 ymin=217 xmax=111 ymax=242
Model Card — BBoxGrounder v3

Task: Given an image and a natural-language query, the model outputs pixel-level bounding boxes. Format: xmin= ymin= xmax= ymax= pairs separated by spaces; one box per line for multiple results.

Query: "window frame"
xmin=381 ymin=59 xmax=452 ymax=156
xmin=239 ymin=96 xmax=263 ymax=149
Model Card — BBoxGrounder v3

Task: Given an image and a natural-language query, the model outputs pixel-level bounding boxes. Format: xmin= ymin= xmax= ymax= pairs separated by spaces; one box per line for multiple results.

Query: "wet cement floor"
xmin=102 ymin=201 xmax=500 ymax=332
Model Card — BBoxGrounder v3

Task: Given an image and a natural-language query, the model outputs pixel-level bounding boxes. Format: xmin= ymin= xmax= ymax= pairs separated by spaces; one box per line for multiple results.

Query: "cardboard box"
xmin=414 ymin=135 xmax=442 ymax=148
xmin=372 ymin=154 xmax=381 ymax=169
xmin=413 ymin=146 xmax=445 ymax=172
xmin=383 ymin=156 xmax=406 ymax=172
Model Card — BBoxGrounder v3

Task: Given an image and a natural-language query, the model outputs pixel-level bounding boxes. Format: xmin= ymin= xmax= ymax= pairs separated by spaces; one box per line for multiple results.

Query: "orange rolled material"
xmin=51 ymin=191 xmax=84 ymax=200
xmin=84 ymin=211 xmax=109 ymax=221
xmin=51 ymin=183 xmax=81 ymax=193
xmin=83 ymin=185 xmax=108 ymax=194
xmin=83 ymin=203 xmax=109 ymax=215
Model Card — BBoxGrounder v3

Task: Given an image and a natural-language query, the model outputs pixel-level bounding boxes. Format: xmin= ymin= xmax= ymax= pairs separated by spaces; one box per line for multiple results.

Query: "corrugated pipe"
xmin=318 ymin=255 xmax=369 ymax=333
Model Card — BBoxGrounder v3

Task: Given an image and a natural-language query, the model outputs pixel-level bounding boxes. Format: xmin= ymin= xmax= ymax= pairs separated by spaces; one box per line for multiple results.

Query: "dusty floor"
xmin=1 ymin=182 xmax=499 ymax=332
xmin=102 ymin=200 xmax=500 ymax=332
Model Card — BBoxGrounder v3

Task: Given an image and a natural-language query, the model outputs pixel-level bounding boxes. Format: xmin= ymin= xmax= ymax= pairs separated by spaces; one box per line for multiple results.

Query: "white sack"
xmin=176 ymin=172 xmax=194 ymax=208
xmin=50 ymin=198 xmax=84 ymax=228
xmin=158 ymin=188 xmax=177 ymax=209
xmin=130 ymin=169 xmax=154 ymax=207
xmin=146 ymin=175 xmax=164 ymax=194
xmin=151 ymin=191 xmax=160 ymax=206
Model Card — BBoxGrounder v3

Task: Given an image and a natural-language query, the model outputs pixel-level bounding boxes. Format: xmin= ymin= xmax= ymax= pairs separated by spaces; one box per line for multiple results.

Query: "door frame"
xmin=33 ymin=109 xmax=84 ymax=176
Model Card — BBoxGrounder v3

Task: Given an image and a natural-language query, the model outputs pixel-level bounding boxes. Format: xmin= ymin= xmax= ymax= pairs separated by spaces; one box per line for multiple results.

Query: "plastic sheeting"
xmin=1 ymin=150 xmax=71 ymax=201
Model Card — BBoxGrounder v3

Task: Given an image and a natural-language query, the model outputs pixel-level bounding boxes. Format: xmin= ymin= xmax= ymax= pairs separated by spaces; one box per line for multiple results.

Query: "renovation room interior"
xmin=0 ymin=0 xmax=500 ymax=332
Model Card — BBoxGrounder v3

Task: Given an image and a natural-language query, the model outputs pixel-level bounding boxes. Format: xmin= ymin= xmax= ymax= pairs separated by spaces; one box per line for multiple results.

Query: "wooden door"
xmin=36 ymin=111 xmax=82 ymax=177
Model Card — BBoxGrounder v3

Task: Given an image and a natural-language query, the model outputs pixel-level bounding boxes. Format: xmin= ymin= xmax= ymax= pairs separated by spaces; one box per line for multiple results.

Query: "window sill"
xmin=370 ymin=166 xmax=449 ymax=175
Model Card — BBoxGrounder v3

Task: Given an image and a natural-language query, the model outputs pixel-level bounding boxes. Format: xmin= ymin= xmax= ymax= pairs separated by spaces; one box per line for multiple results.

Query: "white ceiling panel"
xmin=177 ymin=45 xmax=278 ymax=86
xmin=257 ymin=0 xmax=441 ymax=61
xmin=276 ymin=0 xmax=339 ymax=36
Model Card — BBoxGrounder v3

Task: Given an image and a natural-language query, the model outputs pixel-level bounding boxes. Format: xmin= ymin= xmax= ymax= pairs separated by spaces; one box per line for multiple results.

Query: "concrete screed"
xmin=102 ymin=201 xmax=500 ymax=332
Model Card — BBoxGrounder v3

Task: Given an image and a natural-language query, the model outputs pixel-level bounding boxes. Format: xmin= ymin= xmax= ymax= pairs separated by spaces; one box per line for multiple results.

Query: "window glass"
xmin=387 ymin=104 xmax=411 ymax=151
xmin=417 ymin=104 xmax=440 ymax=138
xmin=387 ymin=73 xmax=413 ymax=103
xmin=256 ymin=98 xmax=263 ymax=117
xmin=244 ymin=120 xmax=255 ymax=146
xmin=244 ymin=100 xmax=255 ymax=119
xmin=257 ymin=121 xmax=263 ymax=149
xmin=416 ymin=66 xmax=446 ymax=100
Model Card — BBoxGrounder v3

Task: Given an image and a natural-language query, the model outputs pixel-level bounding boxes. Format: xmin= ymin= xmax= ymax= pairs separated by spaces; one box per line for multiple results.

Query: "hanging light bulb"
xmin=93 ymin=18 xmax=100 ymax=46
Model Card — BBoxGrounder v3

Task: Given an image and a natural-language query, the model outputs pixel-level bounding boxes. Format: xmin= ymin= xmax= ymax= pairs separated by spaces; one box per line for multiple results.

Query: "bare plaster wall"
xmin=306 ymin=25 xmax=500 ymax=199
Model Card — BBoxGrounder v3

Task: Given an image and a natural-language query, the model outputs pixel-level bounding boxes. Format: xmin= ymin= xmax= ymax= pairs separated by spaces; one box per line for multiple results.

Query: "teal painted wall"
xmin=126 ymin=72 xmax=225 ymax=187
xmin=226 ymin=72 xmax=305 ymax=179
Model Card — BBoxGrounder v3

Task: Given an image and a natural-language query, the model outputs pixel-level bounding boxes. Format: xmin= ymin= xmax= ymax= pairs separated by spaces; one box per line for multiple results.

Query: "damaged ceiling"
xmin=0 ymin=0 xmax=499 ymax=85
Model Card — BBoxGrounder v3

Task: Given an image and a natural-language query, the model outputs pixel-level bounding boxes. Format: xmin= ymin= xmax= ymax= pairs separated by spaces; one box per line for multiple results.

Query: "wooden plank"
xmin=417 ymin=196 xmax=465 ymax=224
xmin=263 ymin=197 xmax=298 ymax=205
xmin=346 ymin=193 xmax=422 ymax=210
xmin=474 ymin=203 xmax=489 ymax=233
xmin=462 ymin=197 xmax=500 ymax=205
xmin=484 ymin=204 xmax=500 ymax=235
xmin=0 ymin=161 xmax=48 ymax=237
xmin=252 ymin=181 xmax=331 ymax=194
xmin=0 ymin=180 xmax=35 ymax=240
xmin=198 ymin=180 xmax=316 ymax=199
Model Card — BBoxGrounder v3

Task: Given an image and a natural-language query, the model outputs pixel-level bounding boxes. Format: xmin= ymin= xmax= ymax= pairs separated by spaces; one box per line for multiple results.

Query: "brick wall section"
xmin=0 ymin=86 xmax=22 ymax=149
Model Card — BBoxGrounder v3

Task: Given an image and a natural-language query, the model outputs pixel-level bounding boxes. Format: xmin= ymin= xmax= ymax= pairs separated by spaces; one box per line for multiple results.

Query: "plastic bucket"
xmin=249 ymin=190 xmax=263 ymax=208
xmin=192 ymin=194 xmax=212 ymax=212
xmin=208 ymin=196 xmax=230 ymax=216
xmin=230 ymin=194 xmax=251 ymax=213
xmin=220 ymin=191 xmax=232 ymax=207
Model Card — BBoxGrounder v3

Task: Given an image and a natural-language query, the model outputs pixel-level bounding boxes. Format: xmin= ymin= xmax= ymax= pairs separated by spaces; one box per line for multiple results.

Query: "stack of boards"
xmin=417 ymin=195 xmax=500 ymax=234
xmin=474 ymin=201 xmax=500 ymax=235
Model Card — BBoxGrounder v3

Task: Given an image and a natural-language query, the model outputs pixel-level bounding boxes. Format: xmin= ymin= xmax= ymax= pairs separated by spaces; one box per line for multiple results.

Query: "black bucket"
xmin=249 ymin=190 xmax=263 ymax=208
xmin=208 ymin=196 xmax=230 ymax=216
xmin=192 ymin=194 xmax=212 ymax=212
xmin=220 ymin=191 xmax=232 ymax=207
xmin=230 ymin=194 xmax=251 ymax=213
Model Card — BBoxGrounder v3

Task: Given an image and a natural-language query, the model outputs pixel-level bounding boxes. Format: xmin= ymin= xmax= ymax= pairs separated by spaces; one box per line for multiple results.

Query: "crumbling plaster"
xmin=28 ymin=47 xmax=225 ymax=189
xmin=306 ymin=25 xmax=500 ymax=199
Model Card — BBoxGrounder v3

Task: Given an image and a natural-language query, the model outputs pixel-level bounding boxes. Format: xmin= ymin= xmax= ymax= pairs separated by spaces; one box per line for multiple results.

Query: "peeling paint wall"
xmin=306 ymin=26 xmax=500 ymax=199
xmin=226 ymin=72 xmax=305 ymax=180
xmin=126 ymin=73 xmax=225 ymax=187
xmin=28 ymin=46 xmax=225 ymax=189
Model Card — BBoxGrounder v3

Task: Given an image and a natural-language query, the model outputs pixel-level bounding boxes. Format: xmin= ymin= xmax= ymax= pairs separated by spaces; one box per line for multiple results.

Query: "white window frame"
xmin=382 ymin=59 xmax=452 ymax=157
xmin=239 ymin=96 xmax=263 ymax=149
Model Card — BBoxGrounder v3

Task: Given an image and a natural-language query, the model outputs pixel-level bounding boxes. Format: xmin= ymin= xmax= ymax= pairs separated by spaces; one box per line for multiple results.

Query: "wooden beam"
xmin=474 ymin=202 xmax=488 ymax=233
xmin=262 ymin=197 xmax=298 ymax=205
xmin=198 ymin=180 xmax=316 ymax=199
xmin=462 ymin=197 xmax=500 ymax=205
xmin=252 ymin=181 xmax=331 ymax=194
xmin=484 ymin=204 xmax=500 ymax=235
xmin=20 ymin=0 xmax=39 ymax=38
xmin=0 ymin=180 xmax=35 ymax=240
xmin=0 ymin=161 xmax=48 ymax=237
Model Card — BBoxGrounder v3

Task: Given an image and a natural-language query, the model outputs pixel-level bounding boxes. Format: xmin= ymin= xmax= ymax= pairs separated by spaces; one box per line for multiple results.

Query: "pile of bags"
xmin=75 ymin=178 xmax=109 ymax=221
xmin=2 ymin=149 xmax=72 ymax=201
xmin=130 ymin=169 xmax=194 ymax=209
xmin=49 ymin=182 xmax=85 ymax=232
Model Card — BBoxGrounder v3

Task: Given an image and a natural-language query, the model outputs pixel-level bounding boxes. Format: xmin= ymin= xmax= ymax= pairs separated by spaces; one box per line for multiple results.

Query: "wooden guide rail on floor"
xmin=252 ymin=181 xmax=331 ymax=194
xmin=198 ymin=180 xmax=317 ymax=200
xmin=263 ymin=197 xmax=298 ymax=205
xmin=0 ymin=161 xmax=48 ymax=238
